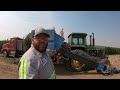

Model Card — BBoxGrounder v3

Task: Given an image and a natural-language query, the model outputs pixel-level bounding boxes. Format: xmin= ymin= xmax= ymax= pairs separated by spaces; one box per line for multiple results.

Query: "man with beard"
xmin=18 ymin=27 xmax=56 ymax=79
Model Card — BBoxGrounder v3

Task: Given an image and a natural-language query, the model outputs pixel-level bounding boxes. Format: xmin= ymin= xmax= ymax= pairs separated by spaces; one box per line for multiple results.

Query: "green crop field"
xmin=93 ymin=45 xmax=120 ymax=55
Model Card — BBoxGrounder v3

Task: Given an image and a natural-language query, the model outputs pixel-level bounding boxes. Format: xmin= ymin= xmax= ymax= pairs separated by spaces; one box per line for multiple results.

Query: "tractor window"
xmin=79 ymin=38 xmax=83 ymax=45
xmin=73 ymin=38 xmax=78 ymax=45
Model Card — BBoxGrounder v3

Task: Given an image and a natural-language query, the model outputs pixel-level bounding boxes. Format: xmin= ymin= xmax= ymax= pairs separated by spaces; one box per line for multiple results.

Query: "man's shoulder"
xmin=20 ymin=48 xmax=37 ymax=61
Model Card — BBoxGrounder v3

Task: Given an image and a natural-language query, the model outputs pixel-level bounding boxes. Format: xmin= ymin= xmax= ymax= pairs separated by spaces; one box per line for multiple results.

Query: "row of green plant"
xmin=105 ymin=47 xmax=120 ymax=55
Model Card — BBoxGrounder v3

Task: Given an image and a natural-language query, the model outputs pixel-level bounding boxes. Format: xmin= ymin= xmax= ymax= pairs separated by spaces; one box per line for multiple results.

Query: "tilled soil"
xmin=0 ymin=54 xmax=120 ymax=79
xmin=0 ymin=55 xmax=18 ymax=79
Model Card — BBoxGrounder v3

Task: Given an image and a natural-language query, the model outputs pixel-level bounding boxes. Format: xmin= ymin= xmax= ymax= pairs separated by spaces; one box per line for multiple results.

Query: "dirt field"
xmin=0 ymin=54 xmax=120 ymax=79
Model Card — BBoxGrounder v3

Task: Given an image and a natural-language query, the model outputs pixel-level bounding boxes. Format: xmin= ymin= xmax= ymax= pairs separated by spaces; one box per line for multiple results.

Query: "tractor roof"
xmin=68 ymin=32 xmax=87 ymax=38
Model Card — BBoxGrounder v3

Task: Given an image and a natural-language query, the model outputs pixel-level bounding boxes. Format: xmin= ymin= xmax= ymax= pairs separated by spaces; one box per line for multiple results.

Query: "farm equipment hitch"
xmin=97 ymin=63 xmax=120 ymax=76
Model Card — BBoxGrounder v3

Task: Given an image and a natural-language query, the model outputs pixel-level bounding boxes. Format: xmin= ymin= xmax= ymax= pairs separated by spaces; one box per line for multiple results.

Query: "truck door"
xmin=10 ymin=38 xmax=16 ymax=51
xmin=16 ymin=39 xmax=23 ymax=51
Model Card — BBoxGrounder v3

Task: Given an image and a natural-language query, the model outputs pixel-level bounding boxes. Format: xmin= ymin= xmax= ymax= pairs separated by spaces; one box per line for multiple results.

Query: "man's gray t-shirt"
xmin=18 ymin=45 xmax=56 ymax=79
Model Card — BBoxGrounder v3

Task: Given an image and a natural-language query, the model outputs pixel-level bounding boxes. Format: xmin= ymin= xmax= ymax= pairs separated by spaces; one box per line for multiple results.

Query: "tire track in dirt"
xmin=0 ymin=55 xmax=18 ymax=72
xmin=0 ymin=54 xmax=120 ymax=79
xmin=0 ymin=65 xmax=17 ymax=72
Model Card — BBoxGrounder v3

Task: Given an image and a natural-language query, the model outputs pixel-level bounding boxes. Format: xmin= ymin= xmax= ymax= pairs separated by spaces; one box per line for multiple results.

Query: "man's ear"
xmin=31 ymin=37 xmax=34 ymax=42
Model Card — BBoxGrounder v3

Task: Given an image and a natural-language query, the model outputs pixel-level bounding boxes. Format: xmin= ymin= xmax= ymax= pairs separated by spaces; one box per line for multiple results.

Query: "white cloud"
xmin=0 ymin=12 xmax=28 ymax=39
xmin=0 ymin=11 xmax=55 ymax=40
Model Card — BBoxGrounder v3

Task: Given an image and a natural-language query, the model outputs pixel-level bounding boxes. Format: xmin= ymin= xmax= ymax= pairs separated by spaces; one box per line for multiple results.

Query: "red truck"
xmin=1 ymin=37 xmax=24 ymax=57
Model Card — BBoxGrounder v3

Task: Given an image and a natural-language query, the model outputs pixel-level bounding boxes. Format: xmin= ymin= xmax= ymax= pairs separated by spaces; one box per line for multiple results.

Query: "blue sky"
xmin=0 ymin=11 xmax=120 ymax=48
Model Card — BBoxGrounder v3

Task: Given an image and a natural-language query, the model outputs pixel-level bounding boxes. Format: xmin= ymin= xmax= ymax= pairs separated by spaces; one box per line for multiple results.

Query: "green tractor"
xmin=68 ymin=32 xmax=105 ymax=57
xmin=64 ymin=32 xmax=109 ymax=72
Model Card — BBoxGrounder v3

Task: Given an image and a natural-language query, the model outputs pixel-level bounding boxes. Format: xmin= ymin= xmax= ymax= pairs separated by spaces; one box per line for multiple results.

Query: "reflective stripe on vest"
xmin=20 ymin=59 xmax=27 ymax=79
xmin=46 ymin=53 xmax=56 ymax=79
xmin=49 ymin=71 xmax=56 ymax=79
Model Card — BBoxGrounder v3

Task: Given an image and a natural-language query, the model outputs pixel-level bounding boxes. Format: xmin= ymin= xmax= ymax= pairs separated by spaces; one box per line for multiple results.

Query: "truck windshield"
xmin=10 ymin=39 xmax=15 ymax=43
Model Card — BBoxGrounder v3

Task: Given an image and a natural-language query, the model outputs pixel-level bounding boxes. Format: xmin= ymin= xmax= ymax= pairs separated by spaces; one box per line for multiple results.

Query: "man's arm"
xmin=18 ymin=58 xmax=39 ymax=79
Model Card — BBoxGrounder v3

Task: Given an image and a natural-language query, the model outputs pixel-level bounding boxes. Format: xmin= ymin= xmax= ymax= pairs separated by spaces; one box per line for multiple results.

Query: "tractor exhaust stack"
xmin=90 ymin=35 xmax=92 ymax=46
xmin=92 ymin=33 xmax=95 ymax=46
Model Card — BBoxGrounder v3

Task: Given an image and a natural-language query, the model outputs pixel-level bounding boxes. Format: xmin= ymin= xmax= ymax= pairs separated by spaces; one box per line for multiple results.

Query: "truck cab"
xmin=1 ymin=37 xmax=23 ymax=57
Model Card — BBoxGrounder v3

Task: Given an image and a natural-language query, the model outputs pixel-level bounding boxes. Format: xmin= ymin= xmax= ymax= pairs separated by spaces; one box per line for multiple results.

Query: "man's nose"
xmin=41 ymin=40 xmax=48 ymax=43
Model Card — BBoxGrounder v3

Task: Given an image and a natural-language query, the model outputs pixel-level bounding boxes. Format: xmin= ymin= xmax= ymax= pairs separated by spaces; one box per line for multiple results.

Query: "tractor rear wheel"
xmin=65 ymin=50 xmax=85 ymax=72
xmin=65 ymin=49 xmax=101 ymax=72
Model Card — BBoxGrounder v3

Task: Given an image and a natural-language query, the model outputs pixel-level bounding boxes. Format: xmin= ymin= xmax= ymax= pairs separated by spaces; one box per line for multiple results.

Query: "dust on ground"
xmin=0 ymin=54 xmax=120 ymax=79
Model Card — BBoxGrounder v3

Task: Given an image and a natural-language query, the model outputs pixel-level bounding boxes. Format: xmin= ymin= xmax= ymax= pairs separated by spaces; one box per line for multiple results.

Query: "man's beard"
xmin=36 ymin=43 xmax=48 ymax=53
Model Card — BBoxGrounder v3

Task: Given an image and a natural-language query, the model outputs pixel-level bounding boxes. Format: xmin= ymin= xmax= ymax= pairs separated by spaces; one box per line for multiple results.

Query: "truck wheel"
xmin=65 ymin=50 xmax=85 ymax=72
xmin=3 ymin=50 xmax=8 ymax=57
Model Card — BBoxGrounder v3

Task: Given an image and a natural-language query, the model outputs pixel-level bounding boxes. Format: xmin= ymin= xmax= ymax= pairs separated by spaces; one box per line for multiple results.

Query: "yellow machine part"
xmin=55 ymin=53 xmax=63 ymax=64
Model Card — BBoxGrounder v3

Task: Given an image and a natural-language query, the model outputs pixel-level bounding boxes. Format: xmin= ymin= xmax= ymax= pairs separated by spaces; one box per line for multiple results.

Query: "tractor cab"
xmin=67 ymin=32 xmax=106 ymax=59
xmin=68 ymin=33 xmax=87 ymax=51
